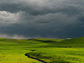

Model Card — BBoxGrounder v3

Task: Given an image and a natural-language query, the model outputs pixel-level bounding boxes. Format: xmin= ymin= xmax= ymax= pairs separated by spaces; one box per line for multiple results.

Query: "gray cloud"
xmin=0 ymin=0 xmax=84 ymax=38
xmin=0 ymin=11 xmax=24 ymax=26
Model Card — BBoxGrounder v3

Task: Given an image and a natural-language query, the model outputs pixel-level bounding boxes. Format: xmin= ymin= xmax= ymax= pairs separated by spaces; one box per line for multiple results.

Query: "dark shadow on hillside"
xmin=28 ymin=39 xmax=56 ymax=43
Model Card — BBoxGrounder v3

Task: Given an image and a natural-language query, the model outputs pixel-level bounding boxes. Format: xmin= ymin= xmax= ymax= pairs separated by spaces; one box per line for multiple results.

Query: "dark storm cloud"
xmin=0 ymin=0 xmax=84 ymax=38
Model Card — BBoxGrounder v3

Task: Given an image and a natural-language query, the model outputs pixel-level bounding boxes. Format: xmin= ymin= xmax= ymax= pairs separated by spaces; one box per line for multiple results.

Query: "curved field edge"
xmin=26 ymin=48 xmax=84 ymax=63
xmin=0 ymin=37 xmax=84 ymax=63
xmin=0 ymin=50 xmax=41 ymax=63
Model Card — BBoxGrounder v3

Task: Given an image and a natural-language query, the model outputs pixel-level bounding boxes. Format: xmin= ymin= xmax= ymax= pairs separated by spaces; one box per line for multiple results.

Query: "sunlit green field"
xmin=0 ymin=37 xmax=84 ymax=63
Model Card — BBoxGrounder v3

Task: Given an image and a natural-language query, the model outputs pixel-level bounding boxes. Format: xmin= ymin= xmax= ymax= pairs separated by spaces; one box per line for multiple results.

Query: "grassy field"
xmin=0 ymin=37 xmax=84 ymax=63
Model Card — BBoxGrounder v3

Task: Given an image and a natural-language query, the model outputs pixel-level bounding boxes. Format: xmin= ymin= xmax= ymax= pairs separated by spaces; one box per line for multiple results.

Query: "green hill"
xmin=54 ymin=37 xmax=84 ymax=47
xmin=28 ymin=37 xmax=84 ymax=47
xmin=0 ymin=37 xmax=84 ymax=63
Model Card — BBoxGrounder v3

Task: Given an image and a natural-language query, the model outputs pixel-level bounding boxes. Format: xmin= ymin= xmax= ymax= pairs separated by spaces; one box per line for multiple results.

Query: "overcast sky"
xmin=0 ymin=0 xmax=84 ymax=38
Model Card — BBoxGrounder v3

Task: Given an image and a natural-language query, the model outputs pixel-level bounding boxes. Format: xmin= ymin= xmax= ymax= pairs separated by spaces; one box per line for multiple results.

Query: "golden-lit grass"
xmin=0 ymin=37 xmax=84 ymax=63
xmin=0 ymin=50 xmax=41 ymax=63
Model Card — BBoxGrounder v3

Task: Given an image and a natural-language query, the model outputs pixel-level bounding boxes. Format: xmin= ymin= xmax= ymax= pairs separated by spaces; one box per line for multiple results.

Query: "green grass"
xmin=0 ymin=50 xmax=41 ymax=63
xmin=0 ymin=37 xmax=84 ymax=63
xmin=27 ymin=48 xmax=84 ymax=63
xmin=0 ymin=39 xmax=44 ymax=63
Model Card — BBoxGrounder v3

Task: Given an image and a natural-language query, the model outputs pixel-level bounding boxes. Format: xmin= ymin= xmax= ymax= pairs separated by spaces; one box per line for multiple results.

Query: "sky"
xmin=0 ymin=0 xmax=84 ymax=38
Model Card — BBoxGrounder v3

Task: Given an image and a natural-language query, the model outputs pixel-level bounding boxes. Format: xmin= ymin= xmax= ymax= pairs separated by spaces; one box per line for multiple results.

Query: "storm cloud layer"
xmin=0 ymin=0 xmax=84 ymax=38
